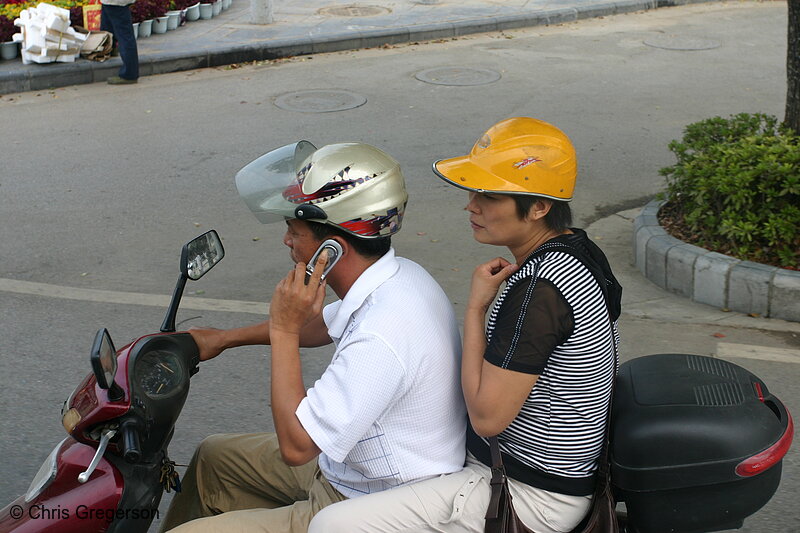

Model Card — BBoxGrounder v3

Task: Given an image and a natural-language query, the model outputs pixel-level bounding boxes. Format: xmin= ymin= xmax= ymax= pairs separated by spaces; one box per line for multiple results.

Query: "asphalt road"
xmin=1 ymin=2 xmax=797 ymax=531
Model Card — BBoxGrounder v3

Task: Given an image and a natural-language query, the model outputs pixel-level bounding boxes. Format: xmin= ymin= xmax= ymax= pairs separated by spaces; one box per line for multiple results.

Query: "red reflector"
xmin=736 ymin=410 xmax=794 ymax=477
xmin=753 ymin=382 xmax=765 ymax=402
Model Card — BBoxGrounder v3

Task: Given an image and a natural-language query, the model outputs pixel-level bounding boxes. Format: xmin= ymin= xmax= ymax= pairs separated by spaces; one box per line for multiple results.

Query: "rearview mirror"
xmin=162 ymin=230 xmax=226 ymax=333
xmin=181 ymin=230 xmax=225 ymax=281
xmin=90 ymin=328 xmax=117 ymax=390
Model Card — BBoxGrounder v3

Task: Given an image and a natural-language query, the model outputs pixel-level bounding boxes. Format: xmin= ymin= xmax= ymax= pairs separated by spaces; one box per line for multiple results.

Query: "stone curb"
xmin=633 ymin=199 xmax=800 ymax=322
xmin=0 ymin=0 xmax=722 ymax=94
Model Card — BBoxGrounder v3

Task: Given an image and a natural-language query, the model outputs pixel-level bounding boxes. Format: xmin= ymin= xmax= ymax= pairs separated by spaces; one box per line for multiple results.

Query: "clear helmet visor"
xmin=235 ymin=141 xmax=318 ymax=224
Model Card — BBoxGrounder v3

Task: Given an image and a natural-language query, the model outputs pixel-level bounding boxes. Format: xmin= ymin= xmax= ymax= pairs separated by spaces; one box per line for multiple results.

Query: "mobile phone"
xmin=305 ymin=239 xmax=343 ymax=284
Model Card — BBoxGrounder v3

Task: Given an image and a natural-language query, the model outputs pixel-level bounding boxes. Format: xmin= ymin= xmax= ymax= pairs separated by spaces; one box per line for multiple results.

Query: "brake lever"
xmin=78 ymin=428 xmax=117 ymax=483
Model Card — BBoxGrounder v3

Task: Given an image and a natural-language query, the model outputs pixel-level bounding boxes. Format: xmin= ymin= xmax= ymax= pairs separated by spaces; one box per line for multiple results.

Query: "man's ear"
xmin=326 ymin=236 xmax=348 ymax=258
xmin=330 ymin=235 xmax=350 ymax=255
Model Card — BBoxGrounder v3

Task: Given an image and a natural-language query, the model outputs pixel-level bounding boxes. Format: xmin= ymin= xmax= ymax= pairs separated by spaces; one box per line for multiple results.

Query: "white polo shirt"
xmin=295 ymin=248 xmax=466 ymax=499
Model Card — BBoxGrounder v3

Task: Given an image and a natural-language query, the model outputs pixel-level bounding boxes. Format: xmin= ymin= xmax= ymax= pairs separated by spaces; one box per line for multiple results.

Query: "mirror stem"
xmin=108 ymin=381 xmax=125 ymax=402
xmin=160 ymin=274 xmax=187 ymax=333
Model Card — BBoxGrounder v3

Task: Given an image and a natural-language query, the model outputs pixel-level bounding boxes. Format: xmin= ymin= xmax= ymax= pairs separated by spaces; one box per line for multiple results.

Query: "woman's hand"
xmin=269 ymin=252 xmax=328 ymax=337
xmin=467 ymin=257 xmax=518 ymax=313
xmin=462 ymin=257 xmax=533 ymax=437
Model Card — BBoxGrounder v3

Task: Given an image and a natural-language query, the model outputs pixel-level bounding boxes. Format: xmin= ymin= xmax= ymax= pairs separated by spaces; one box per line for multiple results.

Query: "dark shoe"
xmin=107 ymin=76 xmax=137 ymax=85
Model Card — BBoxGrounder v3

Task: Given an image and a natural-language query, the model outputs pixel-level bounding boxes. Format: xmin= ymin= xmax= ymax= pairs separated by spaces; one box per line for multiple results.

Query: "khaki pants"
xmin=308 ymin=454 xmax=592 ymax=533
xmin=160 ymin=433 xmax=346 ymax=533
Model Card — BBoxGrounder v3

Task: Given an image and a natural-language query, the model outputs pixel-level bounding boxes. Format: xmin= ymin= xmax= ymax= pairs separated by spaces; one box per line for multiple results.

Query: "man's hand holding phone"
xmin=270 ymin=251 xmax=329 ymax=337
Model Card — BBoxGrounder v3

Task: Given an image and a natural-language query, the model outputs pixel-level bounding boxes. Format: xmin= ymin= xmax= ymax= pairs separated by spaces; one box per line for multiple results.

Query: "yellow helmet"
xmin=433 ymin=117 xmax=577 ymax=201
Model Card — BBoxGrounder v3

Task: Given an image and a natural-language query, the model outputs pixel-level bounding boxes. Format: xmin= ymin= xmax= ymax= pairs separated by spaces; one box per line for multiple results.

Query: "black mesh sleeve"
xmin=484 ymin=278 xmax=574 ymax=374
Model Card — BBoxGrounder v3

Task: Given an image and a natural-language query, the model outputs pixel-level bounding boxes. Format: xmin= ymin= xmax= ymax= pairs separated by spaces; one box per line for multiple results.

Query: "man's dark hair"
xmin=511 ymin=196 xmax=573 ymax=232
xmin=307 ymin=222 xmax=391 ymax=258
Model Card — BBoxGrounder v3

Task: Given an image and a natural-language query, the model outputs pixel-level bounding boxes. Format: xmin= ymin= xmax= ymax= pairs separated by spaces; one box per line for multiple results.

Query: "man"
xmin=160 ymin=141 xmax=467 ymax=533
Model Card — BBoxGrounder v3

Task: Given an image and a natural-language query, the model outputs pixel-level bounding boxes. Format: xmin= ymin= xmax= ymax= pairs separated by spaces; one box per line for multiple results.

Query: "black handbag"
xmin=572 ymin=440 xmax=618 ymax=533
xmin=484 ymin=430 xmax=619 ymax=533
xmin=484 ymin=435 xmax=535 ymax=533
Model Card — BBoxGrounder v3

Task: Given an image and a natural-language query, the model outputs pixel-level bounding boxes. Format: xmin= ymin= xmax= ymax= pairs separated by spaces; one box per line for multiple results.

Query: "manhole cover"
xmin=643 ymin=35 xmax=720 ymax=51
xmin=318 ymin=5 xmax=390 ymax=17
xmin=415 ymin=67 xmax=501 ymax=86
xmin=274 ymin=90 xmax=367 ymax=113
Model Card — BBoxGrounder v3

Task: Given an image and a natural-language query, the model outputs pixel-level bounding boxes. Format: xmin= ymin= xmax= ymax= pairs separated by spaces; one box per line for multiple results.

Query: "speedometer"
xmin=136 ymin=350 xmax=184 ymax=398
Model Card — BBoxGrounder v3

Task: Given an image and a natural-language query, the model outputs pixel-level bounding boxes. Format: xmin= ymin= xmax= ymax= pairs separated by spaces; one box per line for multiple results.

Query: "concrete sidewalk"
xmin=589 ymin=209 xmax=800 ymax=338
xmin=0 ymin=0 xmax=718 ymax=94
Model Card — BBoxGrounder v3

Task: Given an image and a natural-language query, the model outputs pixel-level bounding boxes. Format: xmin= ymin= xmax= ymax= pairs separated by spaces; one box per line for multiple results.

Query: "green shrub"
xmin=660 ymin=113 xmax=800 ymax=269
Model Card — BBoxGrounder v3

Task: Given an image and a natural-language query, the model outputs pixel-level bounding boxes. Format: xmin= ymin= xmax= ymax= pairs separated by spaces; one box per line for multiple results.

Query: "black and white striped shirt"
xmin=467 ymin=231 xmax=619 ymax=496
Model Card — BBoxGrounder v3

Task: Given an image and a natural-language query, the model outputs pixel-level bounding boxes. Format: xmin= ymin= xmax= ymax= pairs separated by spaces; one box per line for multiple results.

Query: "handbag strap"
xmin=592 ymin=310 xmax=618 ymax=493
xmin=485 ymin=436 xmax=507 ymax=521
xmin=489 ymin=434 xmax=504 ymax=470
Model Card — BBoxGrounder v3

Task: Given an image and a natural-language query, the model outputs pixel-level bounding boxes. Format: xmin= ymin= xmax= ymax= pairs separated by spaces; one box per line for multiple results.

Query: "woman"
xmin=308 ymin=117 xmax=621 ymax=533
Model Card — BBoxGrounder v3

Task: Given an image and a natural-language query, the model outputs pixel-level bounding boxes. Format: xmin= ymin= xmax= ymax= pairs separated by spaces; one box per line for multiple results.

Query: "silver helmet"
xmin=236 ymin=141 xmax=408 ymax=238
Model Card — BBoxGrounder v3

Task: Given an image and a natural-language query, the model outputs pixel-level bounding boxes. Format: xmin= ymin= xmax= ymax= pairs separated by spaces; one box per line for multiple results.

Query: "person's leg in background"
xmin=100 ymin=3 xmax=138 ymax=83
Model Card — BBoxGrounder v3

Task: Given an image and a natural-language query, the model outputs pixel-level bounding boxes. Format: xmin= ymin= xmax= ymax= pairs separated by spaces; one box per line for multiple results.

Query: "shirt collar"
xmin=325 ymin=247 xmax=400 ymax=340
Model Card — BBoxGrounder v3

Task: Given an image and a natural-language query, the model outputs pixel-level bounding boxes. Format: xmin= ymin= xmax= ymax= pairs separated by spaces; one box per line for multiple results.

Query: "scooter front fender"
xmin=0 ymin=439 xmax=122 ymax=533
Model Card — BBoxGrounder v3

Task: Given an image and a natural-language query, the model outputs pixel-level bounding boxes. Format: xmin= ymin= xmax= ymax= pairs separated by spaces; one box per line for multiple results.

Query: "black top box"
xmin=610 ymin=353 xmax=793 ymax=533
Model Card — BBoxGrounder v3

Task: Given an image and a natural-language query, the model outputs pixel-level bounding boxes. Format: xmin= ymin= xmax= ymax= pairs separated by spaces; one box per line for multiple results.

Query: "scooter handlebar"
xmin=120 ymin=419 xmax=142 ymax=464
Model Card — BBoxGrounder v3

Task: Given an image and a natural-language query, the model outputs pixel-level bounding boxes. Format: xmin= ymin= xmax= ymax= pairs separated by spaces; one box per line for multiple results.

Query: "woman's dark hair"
xmin=307 ymin=222 xmax=391 ymax=258
xmin=512 ymin=196 xmax=573 ymax=232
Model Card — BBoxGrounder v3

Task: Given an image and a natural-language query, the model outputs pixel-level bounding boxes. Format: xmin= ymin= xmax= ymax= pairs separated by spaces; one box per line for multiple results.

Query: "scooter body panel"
xmin=65 ymin=345 xmax=134 ymax=451
xmin=0 ymin=439 xmax=122 ymax=533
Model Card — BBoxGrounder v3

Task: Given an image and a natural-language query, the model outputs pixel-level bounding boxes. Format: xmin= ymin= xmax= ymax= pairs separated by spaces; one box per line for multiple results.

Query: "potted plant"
xmin=171 ymin=0 xmax=198 ymax=21
xmin=131 ymin=0 xmax=167 ymax=37
xmin=184 ymin=2 xmax=199 ymax=21
xmin=0 ymin=14 xmax=19 ymax=60
xmin=198 ymin=0 xmax=212 ymax=20
xmin=131 ymin=0 xmax=169 ymax=20
xmin=164 ymin=0 xmax=180 ymax=30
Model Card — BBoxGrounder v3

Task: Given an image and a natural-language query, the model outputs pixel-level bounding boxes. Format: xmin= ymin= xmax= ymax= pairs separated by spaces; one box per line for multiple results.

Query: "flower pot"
xmin=153 ymin=15 xmax=169 ymax=33
xmin=185 ymin=2 xmax=200 ymax=21
xmin=1 ymin=41 xmax=19 ymax=61
xmin=132 ymin=22 xmax=139 ymax=39
xmin=138 ymin=18 xmax=153 ymax=38
xmin=199 ymin=3 xmax=213 ymax=19
xmin=211 ymin=0 xmax=222 ymax=16
xmin=166 ymin=10 xmax=181 ymax=30
xmin=222 ymin=0 xmax=231 ymax=10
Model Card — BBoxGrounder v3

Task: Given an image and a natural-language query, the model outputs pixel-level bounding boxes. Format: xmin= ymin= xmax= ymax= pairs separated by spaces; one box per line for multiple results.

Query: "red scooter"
xmin=0 ymin=228 xmax=793 ymax=533
xmin=0 ymin=230 xmax=224 ymax=533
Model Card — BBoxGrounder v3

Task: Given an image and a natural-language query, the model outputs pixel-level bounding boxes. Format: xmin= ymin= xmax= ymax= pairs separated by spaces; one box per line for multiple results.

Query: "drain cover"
xmin=644 ymin=35 xmax=720 ymax=51
xmin=274 ymin=90 xmax=367 ymax=113
xmin=318 ymin=5 xmax=390 ymax=17
xmin=415 ymin=67 xmax=501 ymax=86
